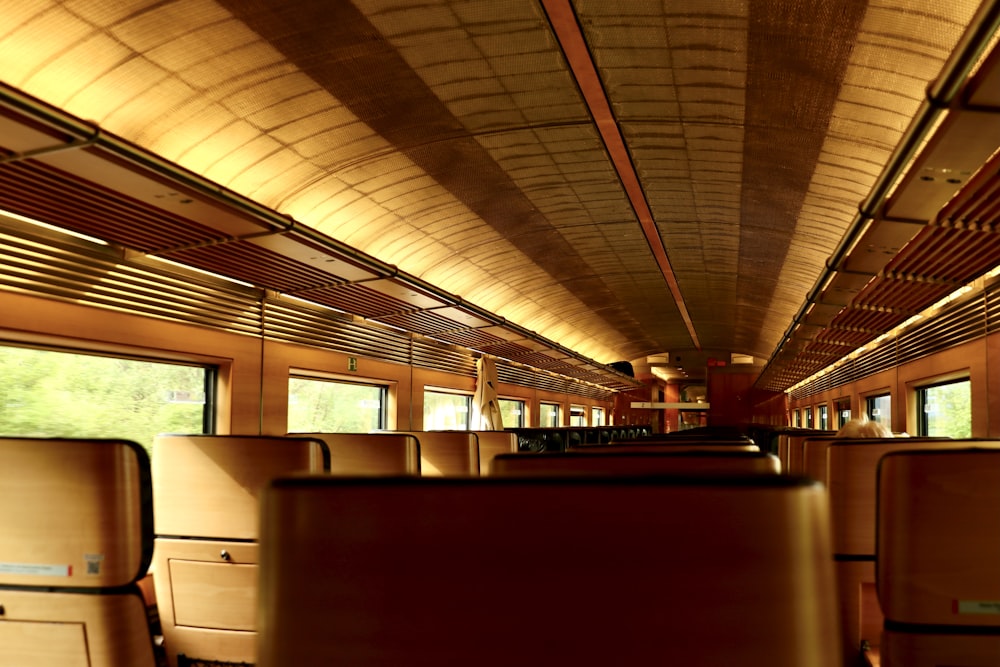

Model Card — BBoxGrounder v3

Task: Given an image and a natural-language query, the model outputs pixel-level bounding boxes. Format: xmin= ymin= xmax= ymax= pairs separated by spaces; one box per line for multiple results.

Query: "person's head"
xmin=836 ymin=416 xmax=893 ymax=438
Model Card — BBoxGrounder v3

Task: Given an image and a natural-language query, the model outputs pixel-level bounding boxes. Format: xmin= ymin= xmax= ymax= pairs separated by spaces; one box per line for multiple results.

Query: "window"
xmin=498 ymin=398 xmax=525 ymax=428
xmin=804 ymin=407 xmax=813 ymax=428
xmin=569 ymin=405 xmax=586 ymax=426
xmin=592 ymin=406 xmax=605 ymax=426
xmin=835 ymin=398 xmax=851 ymax=428
xmin=792 ymin=410 xmax=800 ymax=427
xmin=540 ymin=402 xmax=561 ymax=427
xmin=917 ymin=378 xmax=971 ymax=437
xmin=423 ymin=390 xmax=471 ymax=430
xmin=817 ymin=404 xmax=828 ymax=431
xmin=288 ymin=376 xmax=386 ymax=433
xmin=0 ymin=344 xmax=214 ymax=454
xmin=866 ymin=393 xmax=891 ymax=429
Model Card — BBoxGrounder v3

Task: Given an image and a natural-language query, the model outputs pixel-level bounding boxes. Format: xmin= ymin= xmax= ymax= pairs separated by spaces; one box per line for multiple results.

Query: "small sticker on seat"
xmin=955 ymin=600 xmax=1000 ymax=614
xmin=0 ymin=561 xmax=71 ymax=576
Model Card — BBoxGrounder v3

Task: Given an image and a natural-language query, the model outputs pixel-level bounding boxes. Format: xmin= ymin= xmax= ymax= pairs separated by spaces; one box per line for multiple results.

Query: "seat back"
xmin=569 ymin=442 xmax=759 ymax=453
xmin=472 ymin=430 xmax=518 ymax=475
xmin=0 ymin=437 xmax=156 ymax=667
xmin=490 ymin=450 xmax=781 ymax=476
xmin=152 ymin=434 xmax=329 ymax=667
xmin=296 ymin=432 xmax=420 ymax=474
xmin=826 ymin=438 xmax=999 ymax=663
xmin=389 ymin=430 xmax=480 ymax=475
xmin=877 ymin=448 xmax=1000 ymax=666
xmin=258 ymin=476 xmax=841 ymax=666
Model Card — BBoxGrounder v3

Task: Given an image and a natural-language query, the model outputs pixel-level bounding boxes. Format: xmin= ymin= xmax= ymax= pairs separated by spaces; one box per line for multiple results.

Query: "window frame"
xmin=288 ymin=373 xmax=389 ymax=433
xmin=498 ymin=397 xmax=526 ymax=428
xmin=423 ymin=387 xmax=473 ymax=430
xmin=865 ymin=392 xmax=891 ymax=429
xmin=834 ymin=398 xmax=851 ymax=428
xmin=591 ymin=406 xmax=605 ymax=426
xmin=916 ymin=376 xmax=971 ymax=437
xmin=0 ymin=341 xmax=217 ymax=451
xmin=539 ymin=401 xmax=562 ymax=428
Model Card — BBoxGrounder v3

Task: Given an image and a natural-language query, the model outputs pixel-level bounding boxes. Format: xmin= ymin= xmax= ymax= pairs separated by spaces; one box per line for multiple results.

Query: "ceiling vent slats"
xmin=0 ymin=160 xmax=226 ymax=251
xmin=793 ymin=278 xmax=996 ymax=400
xmin=0 ymin=220 xmax=263 ymax=336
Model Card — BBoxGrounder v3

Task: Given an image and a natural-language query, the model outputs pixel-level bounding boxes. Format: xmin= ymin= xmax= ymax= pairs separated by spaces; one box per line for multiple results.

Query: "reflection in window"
xmin=423 ymin=390 xmax=471 ymax=430
xmin=570 ymin=405 xmax=586 ymax=426
xmin=835 ymin=398 xmax=851 ymax=428
xmin=918 ymin=379 xmax=971 ymax=437
xmin=0 ymin=344 xmax=213 ymax=453
xmin=288 ymin=377 xmax=386 ymax=433
xmin=866 ymin=394 xmax=891 ymax=429
xmin=592 ymin=406 xmax=605 ymax=426
xmin=498 ymin=398 xmax=524 ymax=428
xmin=540 ymin=402 xmax=561 ymax=428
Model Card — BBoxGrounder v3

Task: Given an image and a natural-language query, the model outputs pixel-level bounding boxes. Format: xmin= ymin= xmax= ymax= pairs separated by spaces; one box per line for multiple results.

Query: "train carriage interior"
xmin=2 ymin=1 xmax=1000 ymax=666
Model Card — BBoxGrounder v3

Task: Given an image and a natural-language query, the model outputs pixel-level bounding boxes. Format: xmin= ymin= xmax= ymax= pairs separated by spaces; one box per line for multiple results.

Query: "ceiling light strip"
xmin=540 ymin=0 xmax=701 ymax=351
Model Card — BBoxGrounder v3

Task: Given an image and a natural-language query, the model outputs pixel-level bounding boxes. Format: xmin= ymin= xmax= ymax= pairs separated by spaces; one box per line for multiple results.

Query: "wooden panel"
xmin=473 ymin=431 xmax=518 ymax=475
xmin=877 ymin=449 xmax=1000 ymax=627
xmin=777 ymin=435 xmax=790 ymax=473
xmin=0 ymin=438 xmax=150 ymax=588
xmin=153 ymin=539 xmax=259 ymax=666
xmin=296 ymin=433 xmax=420 ymax=475
xmin=827 ymin=439 xmax=1000 ymax=556
xmin=170 ymin=560 xmax=257 ymax=631
xmin=801 ymin=436 xmax=841 ymax=485
xmin=153 ymin=435 xmax=329 ymax=539
xmin=391 ymin=431 xmax=480 ymax=476
xmin=835 ymin=560 xmax=882 ymax=665
xmin=786 ymin=434 xmax=813 ymax=475
xmin=0 ymin=621 xmax=89 ymax=667
xmin=0 ymin=588 xmax=155 ymax=667
xmin=881 ymin=629 xmax=1000 ymax=667
xmin=491 ymin=451 xmax=780 ymax=476
xmin=258 ymin=477 xmax=840 ymax=666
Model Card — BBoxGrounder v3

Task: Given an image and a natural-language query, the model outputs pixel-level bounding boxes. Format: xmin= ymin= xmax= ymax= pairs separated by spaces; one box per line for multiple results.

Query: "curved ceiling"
xmin=0 ymin=0 xmax=997 ymax=389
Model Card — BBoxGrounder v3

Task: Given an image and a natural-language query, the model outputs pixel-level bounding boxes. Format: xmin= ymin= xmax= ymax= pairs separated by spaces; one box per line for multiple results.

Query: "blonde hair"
xmin=836 ymin=416 xmax=893 ymax=438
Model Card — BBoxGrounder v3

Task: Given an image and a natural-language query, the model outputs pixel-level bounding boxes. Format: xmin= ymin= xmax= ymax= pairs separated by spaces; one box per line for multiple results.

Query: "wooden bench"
xmin=490 ymin=450 xmax=781 ymax=476
xmin=786 ymin=430 xmax=835 ymax=475
xmin=826 ymin=438 xmax=1000 ymax=666
xmin=151 ymin=434 xmax=329 ymax=667
xmin=803 ymin=436 xmax=946 ymax=489
xmin=0 ymin=437 xmax=156 ymax=667
xmin=256 ymin=475 xmax=841 ymax=666
xmin=384 ymin=430 xmax=480 ymax=476
xmin=472 ymin=430 xmax=518 ymax=475
xmin=295 ymin=432 xmax=420 ymax=474
xmin=569 ymin=442 xmax=760 ymax=453
xmin=877 ymin=448 xmax=1000 ymax=666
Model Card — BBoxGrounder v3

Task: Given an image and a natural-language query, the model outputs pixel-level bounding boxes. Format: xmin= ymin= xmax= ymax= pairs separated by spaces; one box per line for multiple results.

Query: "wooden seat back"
xmin=296 ymin=432 xmax=420 ymax=474
xmin=472 ymin=430 xmax=518 ymax=475
xmin=257 ymin=475 xmax=841 ymax=666
xmin=806 ymin=436 xmax=945 ymax=492
xmin=151 ymin=434 xmax=329 ymax=667
xmin=877 ymin=448 xmax=1000 ymax=665
xmin=569 ymin=442 xmax=759 ymax=453
xmin=0 ymin=437 xmax=156 ymax=667
xmin=490 ymin=450 xmax=781 ymax=476
xmin=800 ymin=435 xmax=843 ymax=485
xmin=786 ymin=432 xmax=818 ymax=475
xmin=388 ymin=430 xmax=480 ymax=475
xmin=826 ymin=438 xmax=999 ymax=664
